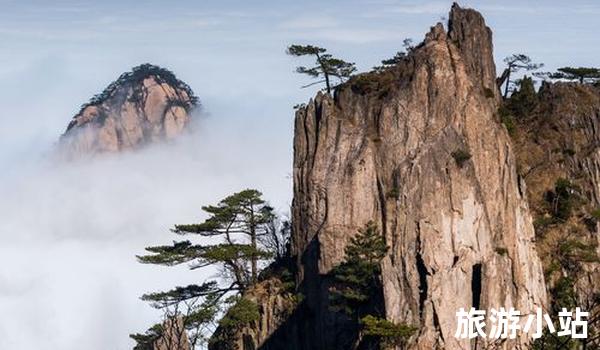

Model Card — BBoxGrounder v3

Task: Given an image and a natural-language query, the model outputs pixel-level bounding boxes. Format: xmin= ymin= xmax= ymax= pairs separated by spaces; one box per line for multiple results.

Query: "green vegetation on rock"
xmin=131 ymin=189 xmax=290 ymax=349
xmin=287 ymin=44 xmax=357 ymax=94
xmin=361 ymin=315 xmax=417 ymax=349
xmin=329 ymin=221 xmax=416 ymax=349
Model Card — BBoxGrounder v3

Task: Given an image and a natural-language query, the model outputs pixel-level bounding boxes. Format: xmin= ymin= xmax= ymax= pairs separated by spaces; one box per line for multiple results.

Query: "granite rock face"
xmin=291 ymin=3 xmax=546 ymax=349
xmin=59 ymin=64 xmax=197 ymax=157
xmin=153 ymin=317 xmax=190 ymax=350
xmin=208 ymin=276 xmax=299 ymax=350
xmin=207 ymin=4 xmax=550 ymax=350
xmin=512 ymin=82 xmax=600 ymax=345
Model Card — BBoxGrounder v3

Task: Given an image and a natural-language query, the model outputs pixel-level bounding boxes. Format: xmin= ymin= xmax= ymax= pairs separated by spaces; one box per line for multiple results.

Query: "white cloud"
xmin=0 ymin=111 xmax=292 ymax=349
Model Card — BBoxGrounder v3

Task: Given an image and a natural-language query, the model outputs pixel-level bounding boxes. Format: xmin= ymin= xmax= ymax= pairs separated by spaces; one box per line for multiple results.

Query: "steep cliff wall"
xmin=512 ymin=82 xmax=600 ymax=346
xmin=292 ymin=4 xmax=546 ymax=349
xmin=59 ymin=64 xmax=197 ymax=157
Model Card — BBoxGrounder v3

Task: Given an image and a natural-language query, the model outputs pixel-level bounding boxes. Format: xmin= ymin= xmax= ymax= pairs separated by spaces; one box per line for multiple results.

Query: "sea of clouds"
xmin=0 ymin=105 xmax=293 ymax=349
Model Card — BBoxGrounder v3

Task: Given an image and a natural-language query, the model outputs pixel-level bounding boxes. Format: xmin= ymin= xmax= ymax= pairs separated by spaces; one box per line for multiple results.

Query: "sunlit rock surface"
xmin=59 ymin=64 xmax=197 ymax=157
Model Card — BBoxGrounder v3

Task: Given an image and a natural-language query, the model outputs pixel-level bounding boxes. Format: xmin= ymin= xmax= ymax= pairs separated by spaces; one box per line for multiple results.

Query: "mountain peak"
xmin=60 ymin=64 xmax=198 ymax=157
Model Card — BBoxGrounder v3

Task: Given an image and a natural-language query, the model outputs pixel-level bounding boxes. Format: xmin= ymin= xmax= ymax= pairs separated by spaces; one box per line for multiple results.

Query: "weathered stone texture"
xmin=60 ymin=65 xmax=196 ymax=157
xmin=291 ymin=4 xmax=546 ymax=349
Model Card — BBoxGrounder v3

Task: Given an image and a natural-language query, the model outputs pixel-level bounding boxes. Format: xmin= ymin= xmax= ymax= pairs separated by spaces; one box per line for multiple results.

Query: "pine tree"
xmin=361 ymin=315 xmax=417 ymax=350
xmin=329 ymin=221 xmax=416 ymax=349
xmin=497 ymin=54 xmax=543 ymax=98
xmin=504 ymin=76 xmax=538 ymax=118
xmin=546 ymin=67 xmax=600 ymax=84
xmin=330 ymin=221 xmax=388 ymax=315
xmin=287 ymin=44 xmax=356 ymax=93
xmin=374 ymin=38 xmax=414 ymax=71
xmin=131 ymin=189 xmax=280 ymax=349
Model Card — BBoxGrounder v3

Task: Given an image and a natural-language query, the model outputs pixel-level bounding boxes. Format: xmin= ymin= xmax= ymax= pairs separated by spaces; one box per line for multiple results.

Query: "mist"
xmin=0 ymin=111 xmax=293 ymax=349
xmin=2 ymin=1 xmax=599 ymax=349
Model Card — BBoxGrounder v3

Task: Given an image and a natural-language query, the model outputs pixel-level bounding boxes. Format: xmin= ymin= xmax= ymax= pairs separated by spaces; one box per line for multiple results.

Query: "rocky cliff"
xmin=211 ymin=4 xmax=550 ymax=350
xmin=59 ymin=64 xmax=197 ymax=157
xmin=209 ymin=274 xmax=299 ymax=350
xmin=291 ymin=3 xmax=546 ymax=349
xmin=153 ymin=317 xmax=190 ymax=350
xmin=511 ymin=81 xmax=600 ymax=346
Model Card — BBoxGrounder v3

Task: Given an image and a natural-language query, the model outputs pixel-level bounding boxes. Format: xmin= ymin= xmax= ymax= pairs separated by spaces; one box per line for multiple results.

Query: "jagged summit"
xmin=343 ymin=3 xmax=498 ymax=103
xmin=60 ymin=64 xmax=198 ymax=157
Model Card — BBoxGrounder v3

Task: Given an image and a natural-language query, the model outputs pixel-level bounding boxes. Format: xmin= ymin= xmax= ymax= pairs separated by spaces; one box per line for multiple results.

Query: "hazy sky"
xmin=0 ymin=1 xmax=598 ymax=349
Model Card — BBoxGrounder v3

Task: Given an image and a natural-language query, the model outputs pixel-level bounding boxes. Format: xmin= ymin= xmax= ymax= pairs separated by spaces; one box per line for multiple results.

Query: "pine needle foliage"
xmin=328 ymin=221 xmax=416 ymax=349
xmin=329 ymin=221 xmax=388 ymax=315
xmin=287 ymin=44 xmax=357 ymax=93
xmin=361 ymin=315 xmax=417 ymax=349
xmin=132 ymin=189 xmax=283 ymax=349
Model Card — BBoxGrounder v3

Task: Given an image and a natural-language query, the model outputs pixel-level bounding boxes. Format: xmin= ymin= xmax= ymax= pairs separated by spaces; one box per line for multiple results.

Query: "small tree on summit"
xmin=287 ymin=44 xmax=357 ymax=94
xmin=374 ymin=38 xmax=415 ymax=71
xmin=497 ymin=54 xmax=543 ymax=98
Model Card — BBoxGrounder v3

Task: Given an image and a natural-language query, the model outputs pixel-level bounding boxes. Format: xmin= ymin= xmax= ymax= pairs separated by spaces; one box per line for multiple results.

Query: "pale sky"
xmin=0 ymin=1 xmax=598 ymax=349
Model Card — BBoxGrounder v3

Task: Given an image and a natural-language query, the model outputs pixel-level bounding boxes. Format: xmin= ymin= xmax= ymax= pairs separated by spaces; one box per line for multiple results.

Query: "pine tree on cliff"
xmin=374 ymin=38 xmax=414 ymax=71
xmin=131 ymin=189 xmax=283 ymax=349
xmin=505 ymin=76 xmax=538 ymax=118
xmin=287 ymin=44 xmax=356 ymax=94
xmin=497 ymin=54 xmax=543 ymax=98
xmin=329 ymin=221 xmax=416 ymax=349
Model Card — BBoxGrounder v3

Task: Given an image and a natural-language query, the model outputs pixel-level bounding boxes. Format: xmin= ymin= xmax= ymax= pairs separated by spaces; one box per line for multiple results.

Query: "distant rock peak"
xmin=59 ymin=64 xmax=198 ymax=157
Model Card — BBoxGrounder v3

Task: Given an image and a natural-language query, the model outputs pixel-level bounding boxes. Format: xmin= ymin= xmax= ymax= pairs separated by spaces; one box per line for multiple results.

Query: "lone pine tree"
xmin=131 ymin=189 xmax=282 ymax=349
xmin=535 ymin=66 xmax=600 ymax=85
xmin=497 ymin=54 xmax=543 ymax=98
xmin=549 ymin=67 xmax=600 ymax=84
xmin=287 ymin=44 xmax=356 ymax=94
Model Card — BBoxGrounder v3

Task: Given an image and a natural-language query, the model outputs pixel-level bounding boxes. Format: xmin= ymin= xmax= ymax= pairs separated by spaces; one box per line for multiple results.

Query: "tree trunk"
xmin=324 ymin=72 xmax=331 ymax=94
xmin=503 ymin=70 xmax=511 ymax=98
xmin=497 ymin=67 xmax=510 ymax=92
xmin=316 ymin=52 xmax=331 ymax=94
xmin=250 ymin=204 xmax=257 ymax=284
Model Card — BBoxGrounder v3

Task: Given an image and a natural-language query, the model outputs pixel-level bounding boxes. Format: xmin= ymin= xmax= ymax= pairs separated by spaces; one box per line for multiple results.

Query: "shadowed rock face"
xmin=292 ymin=3 xmax=546 ymax=349
xmin=59 ymin=64 xmax=197 ymax=157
